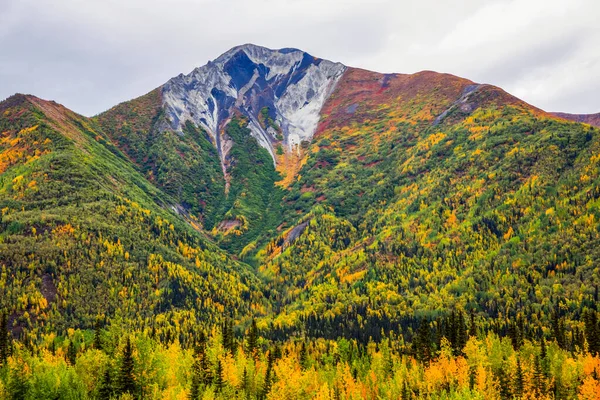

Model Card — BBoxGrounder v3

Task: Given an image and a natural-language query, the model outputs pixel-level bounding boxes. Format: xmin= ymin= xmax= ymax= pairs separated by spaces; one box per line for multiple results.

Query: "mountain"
xmin=2 ymin=44 xmax=600 ymax=399
xmin=93 ymin=43 xmax=600 ymax=339
xmin=87 ymin=43 xmax=600 ymax=333
xmin=553 ymin=111 xmax=600 ymax=127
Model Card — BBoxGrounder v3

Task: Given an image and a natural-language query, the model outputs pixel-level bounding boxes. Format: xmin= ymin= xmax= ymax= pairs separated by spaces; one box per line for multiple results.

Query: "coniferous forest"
xmin=1 ymin=48 xmax=600 ymax=399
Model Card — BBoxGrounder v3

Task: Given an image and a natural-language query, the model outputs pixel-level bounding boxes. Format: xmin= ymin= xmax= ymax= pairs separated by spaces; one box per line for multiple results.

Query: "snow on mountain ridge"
xmin=161 ymin=44 xmax=346 ymax=164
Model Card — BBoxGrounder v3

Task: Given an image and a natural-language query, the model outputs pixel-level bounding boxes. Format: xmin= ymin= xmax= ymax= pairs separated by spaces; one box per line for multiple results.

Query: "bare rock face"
xmin=161 ymin=44 xmax=346 ymax=163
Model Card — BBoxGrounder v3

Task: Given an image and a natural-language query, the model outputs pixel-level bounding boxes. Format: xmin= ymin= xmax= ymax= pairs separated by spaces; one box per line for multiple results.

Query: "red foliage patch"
xmin=317 ymin=68 xmax=475 ymax=134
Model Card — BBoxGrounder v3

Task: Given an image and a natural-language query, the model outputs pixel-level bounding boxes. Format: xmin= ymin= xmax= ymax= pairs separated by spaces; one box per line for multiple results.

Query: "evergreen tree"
xmin=94 ymin=319 xmax=103 ymax=350
xmin=514 ymin=358 xmax=524 ymax=399
xmin=468 ymin=366 xmax=476 ymax=390
xmin=200 ymin=352 xmax=212 ymax=385
xmin=98 ymin=367 xmax=114 ymax=400
xmin=49 ymin=339 xmax=56 ymax=356
xmin=497 ymin=367 xmax=512 ymax=400
xmin=194 ymin=334 xmax=213 ymax=386
xmin=456 ymin=311 xmax=467 ymax=354
xmin=67 ymin=339 xmax=77 ymax=366
xmin=118 ymin=337 xmax=136 ymax=395
xmin=214 ymin=358 xmax=224 ymax=393
xmin=188 ymin=371 xmax=200 ymax=400
xmin=273 ymin=343 xmax=282 ymax=360
xmin=246 ymin=319 xmax=258 ymax=357
xmin=222 ymin=318 xmax=235 ymax=355
xmin=508 ymin=322 xmax=522 ymax=350
xmin=469 ymin=311 xmax=477 ymax=338
xmin=401 ymin=381 xmax=411 ymax=400
xmin=189 ymin=345 xmax=202 ymax=400
xmin=533 ymin=355 xmax=545 ymax=396
xmin=241 ymin=366 xmax=249 ymax=394
xmin=0 ymin=312 xmax=9 ymax=367
xmin=414 ymin=319 xmax=432 ymax=363
xmin=540 ymin=337 xmax=549 ymax=376
xmin=334 ymin=384 xmax=342 ymax=400
xmin=261 ymin=350 xmax=275 ymax=399
xmin=299 ymin=341 xmax=308 ymax=370
xmin=540 ymin=336 xmax=547 ymax=359
xmin=552 ymin=307 xmax=565 ymax=349
xmin=584 ymin=310 xmax=600 ymax=355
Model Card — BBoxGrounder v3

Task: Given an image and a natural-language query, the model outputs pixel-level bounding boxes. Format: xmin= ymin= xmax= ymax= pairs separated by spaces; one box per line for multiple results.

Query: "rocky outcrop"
xmin=161 ymin=44 xmax=346 ymax=164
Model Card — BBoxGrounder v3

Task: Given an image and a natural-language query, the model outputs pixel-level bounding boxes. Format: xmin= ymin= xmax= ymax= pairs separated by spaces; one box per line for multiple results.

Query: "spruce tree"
xmin=456 ymin=311 xmax=467 ymax=355
xmin=194 ymin=335 xmax=213 ymax=386
xmin=508 ymin=322 xmax=522 ymax=350
xmin=222 ymin=318 xmax=235 ymax=355
xmin=118 ymin=337 xmax=136 ymax=395
xmin=188 ymin=371 xmax=200 ymax=400
xmin=334 ymin=384 xmax=342 ymax=400
xmin=189 ymin=346 xmax=202 ymax=400
xmin=497 ymin=367 xmax=512 ymax=400
xmin=533 ymin=355 xmax=545 ymax=396
xmin=0 ymin=312 xmax=9 ymax=367
xmin=98 ymin=367 xmax=114 ymax=400
xmin=514 ymin=358 xmax=524 ymax=399
xmin=200 ymin=350 xmax=212 ymax=385
xmin=273 ymin=344 xmax=282 ymax=360
xmin=469 ymin=311 xmax=477 ymax=338
xmin=401 ymin=381 xmax=411 ymax=400
xmin=414 ymin=319 xmax=432 ymax=363
xmin=540 ymin=337 xmax=549 ymax=376
xmin=261 ymin=350 xmax=274 ymax=399
xmin=246 ymin=319 xmax=258 ymax=357
xmin=468 ymin=366 xmax=476 ymax=390
xmin=552 ymin=307 xmax=565 ymax=349
xmin=67 ymin=339 xmax=77 ymax=366
xmin=94 ymin=319 xmax=103 ymax=350
xmin=584 ymin=310 xmax=600 ymax=355
xmin=540 ymin=337 xmax=547 ymax=359
xmin=241 ymin=366 xmax=249 ymax=394
xmin=299 ymin=341 xmax=307 ymax=370
xmin=214 ymin=358 xmax=224 ymax=393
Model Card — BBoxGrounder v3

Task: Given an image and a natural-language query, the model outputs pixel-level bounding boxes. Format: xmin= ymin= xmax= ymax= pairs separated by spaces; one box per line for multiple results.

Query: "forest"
xmin=1 ymin=71 xmax=600 ymax=399
xmin=1 ymin=310 xmax=600 ymax=399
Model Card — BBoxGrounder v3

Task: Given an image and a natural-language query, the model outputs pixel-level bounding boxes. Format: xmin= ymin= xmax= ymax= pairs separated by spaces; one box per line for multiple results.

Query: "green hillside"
xmin=0 ymin=94 xmax=267 ymax=344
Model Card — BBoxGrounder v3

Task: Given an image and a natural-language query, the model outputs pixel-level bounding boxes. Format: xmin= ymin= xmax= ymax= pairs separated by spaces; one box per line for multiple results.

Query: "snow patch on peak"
xmin=276 ymin=61 xmax=345 ymax=149
xmin=161 ymin=45 xmax=346 ymax=163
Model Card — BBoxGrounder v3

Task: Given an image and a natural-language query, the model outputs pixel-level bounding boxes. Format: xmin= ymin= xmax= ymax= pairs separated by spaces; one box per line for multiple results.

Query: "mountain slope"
xmin=0 ymin=94 xmax=267 ymax=341
xmin=257 ymin=68 xmax=600 ymax=340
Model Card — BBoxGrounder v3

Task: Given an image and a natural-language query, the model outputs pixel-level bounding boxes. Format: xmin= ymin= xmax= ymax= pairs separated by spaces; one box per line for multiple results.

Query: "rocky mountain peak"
xmin=161 ymin=44 xmax=346 ymax=163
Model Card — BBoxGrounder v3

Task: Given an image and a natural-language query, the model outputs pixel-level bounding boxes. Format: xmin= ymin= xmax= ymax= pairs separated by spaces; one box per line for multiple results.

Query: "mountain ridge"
xmin=552 ymin=111 xmax=600 ymax=127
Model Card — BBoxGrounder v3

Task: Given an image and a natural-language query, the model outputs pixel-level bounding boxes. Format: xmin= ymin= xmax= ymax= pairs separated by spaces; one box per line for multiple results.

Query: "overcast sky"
xmin=1 ymin=0 xmax=598 ymax=116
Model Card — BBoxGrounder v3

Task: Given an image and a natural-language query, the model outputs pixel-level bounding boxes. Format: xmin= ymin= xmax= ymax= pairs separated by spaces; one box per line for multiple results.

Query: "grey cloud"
xmin=0 ymin=0 xmax=598 ymax=115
